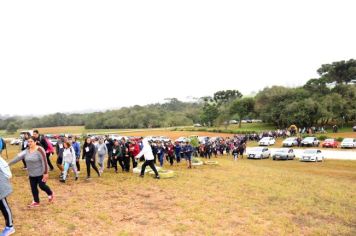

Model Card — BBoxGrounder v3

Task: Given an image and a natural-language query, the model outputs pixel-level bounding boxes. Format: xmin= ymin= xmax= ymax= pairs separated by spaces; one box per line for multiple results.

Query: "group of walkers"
xmin=0 ymin=130 xmax=251 ymax=236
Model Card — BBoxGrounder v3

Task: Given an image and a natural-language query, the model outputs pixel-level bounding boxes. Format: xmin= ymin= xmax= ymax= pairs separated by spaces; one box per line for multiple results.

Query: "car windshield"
xmin=304 ymin=137 xmax=314 ymax=141
xmin=252 ymin=147 xmax=264 ymax=151
xmin=285 ymin=138 xmax=295 ymax=141
xmin=325 ymin=139 xmax=334 ymax=142
xmin=343 ymin=138 xmax=353 ymax=142
xmin=304 ymin=150 xmax=317 ymax=154
xmin=277 ymin=149 xmax=288 ymax=153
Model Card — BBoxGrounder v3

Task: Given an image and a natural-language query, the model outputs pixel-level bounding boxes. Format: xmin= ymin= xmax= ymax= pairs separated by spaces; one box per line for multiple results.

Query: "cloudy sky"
xmin=0 ymin=0 xmax=355 ymax=115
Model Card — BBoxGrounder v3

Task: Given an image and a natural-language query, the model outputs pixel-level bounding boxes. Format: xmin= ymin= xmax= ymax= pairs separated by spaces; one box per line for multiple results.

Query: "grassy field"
xmin=2 ymin=143 xmax=356 ymax=236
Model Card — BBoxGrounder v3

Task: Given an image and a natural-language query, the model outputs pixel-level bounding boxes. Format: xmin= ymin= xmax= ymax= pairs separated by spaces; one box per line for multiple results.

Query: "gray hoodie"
xmin=96 ymin=143 xmax=108 ymax=156
xmin=0 ymin=156 xmax=12 ymax=199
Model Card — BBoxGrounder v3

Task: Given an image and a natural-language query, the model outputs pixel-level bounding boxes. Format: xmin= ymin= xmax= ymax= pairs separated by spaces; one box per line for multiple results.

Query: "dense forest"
xmin=1 ymin=59 xmax=355 ymax=132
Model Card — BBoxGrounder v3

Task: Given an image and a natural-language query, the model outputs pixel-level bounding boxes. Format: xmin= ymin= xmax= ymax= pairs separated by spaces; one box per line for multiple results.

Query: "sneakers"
xmin=155 ymin=175 xmax=160 ymax=179
xmin=28 ymin=202 xmax=40 ymax=208
xmin=75 ymin=176 xmax=78 ymax=181
xmin=48 ymin=192 xmax=55 ymax=203
xmin=86 ymin=177 xmax=91 ymax=181
xmin=59 ymin=179 xmax=65 ymax=183
xmin=139 ymin=175 xmax=144 ymax=178
xmin=1 ymin=226 xmax=15 ymax=236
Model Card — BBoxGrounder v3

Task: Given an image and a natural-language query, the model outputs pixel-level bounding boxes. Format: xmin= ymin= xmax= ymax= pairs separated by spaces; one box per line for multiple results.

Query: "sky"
xmin=0 ymin=0 xmax=355 ymax=116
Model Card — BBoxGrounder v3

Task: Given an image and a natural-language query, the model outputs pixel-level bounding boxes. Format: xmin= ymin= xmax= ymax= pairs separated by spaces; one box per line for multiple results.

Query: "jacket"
xmin=82 ymin=143 xmax=96 ymax=160
xmin=135 ymin=138 xmax=154 ymax=161
xmin=0 ymin=156 xmax=12 ymax=199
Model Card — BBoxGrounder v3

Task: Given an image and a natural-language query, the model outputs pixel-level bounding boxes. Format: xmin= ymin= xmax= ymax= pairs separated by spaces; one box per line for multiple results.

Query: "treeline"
xmin=200 ymin=59 xmax=356 ymax=128
xmin=0 ymin=59 xmax=355 ymax=132
xmin=0 ymin=98 xmax=202 ymax=131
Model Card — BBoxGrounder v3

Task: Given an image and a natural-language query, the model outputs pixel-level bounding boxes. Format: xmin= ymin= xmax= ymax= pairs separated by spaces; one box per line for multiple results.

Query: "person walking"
xmin=166 ymin=142 xmax=175 ymax=166
xmin=60 ymin=141 xmax=79 ymax=183
xmin=70 ymin=136 xmax=81 ymax=173
xmin=8 ymin=137 xmax=54 ymax=208
xmin=105 ymin=137 xmax=114 ymax=169
xmin=20 ymin=132 xmax=31 ymax=169
xmin=174 ymin=142 xmax=181 ymax=163
xmin=157 ymin=142 xmax=165 ymax=167
xmin=33 ymin=130 xmax=54 ymax=171
xmin=111 ymin=140 xmax=122 ymax=173
xmin=0 ymin=149 xmax=15 ymax=235
xmin=96 ymin=138 xmax=108 ymax=174
xmin=82 ymin=137 xmax=100 ymax=180
xmin=183 ymin=141 xmax=193 ymax=169
xmin=134 ymin=138 xmax=160 ymax=179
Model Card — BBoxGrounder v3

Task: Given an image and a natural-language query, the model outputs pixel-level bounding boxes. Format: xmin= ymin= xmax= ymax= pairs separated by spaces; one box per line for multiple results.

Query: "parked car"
xmin=322 ymin=139 xmax=338 ymax=148
xmin=340 ymin=138 xmax=356 ymax=148
xmin=10 ymin=138 xmax=22 ymax=145
xmin=49 ymin=138 xmax=58 ymax=147
xmin=272 ymin=148 xmax=295 ymax=160
xmin=300 ymin=149 xmax=324 ymax=162
xmin=301 ymin=137 xmax=320 ymax=147
xmin=229 ymin=120 xmax=238 ymax=124
xmin=353 ymin=126 xmax=356 ymax=132
xmin=175 ymin=137 xmax=188 ymax=143
xmin=193 ymin=123 xmax=202 ymax=127
xmin=282 ymin=137 xmax=298 ymax=147
xmin=258 ymin=137 xmax=276 ymax=146
xmin=247 ymin=147 xmax=271 ymax=159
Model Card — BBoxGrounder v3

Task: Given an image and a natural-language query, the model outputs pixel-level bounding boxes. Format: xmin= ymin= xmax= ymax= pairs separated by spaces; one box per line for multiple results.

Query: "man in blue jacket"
xmin=183 ymin=141 xmax=193 ymax=169
xmin=174 ymin=142 xmax=181 ymax=163
xmin=70 ymin=136 xmax=81 ymax=172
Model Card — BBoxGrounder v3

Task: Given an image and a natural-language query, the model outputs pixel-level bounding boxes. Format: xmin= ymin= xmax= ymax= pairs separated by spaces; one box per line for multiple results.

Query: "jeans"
xmin=62 ymin=162 xmax=78 ymax=180
xmin=98 ymin=154 xmax=105 ymax=172
xmin=29 ymin=176 xmax=53 ymax=203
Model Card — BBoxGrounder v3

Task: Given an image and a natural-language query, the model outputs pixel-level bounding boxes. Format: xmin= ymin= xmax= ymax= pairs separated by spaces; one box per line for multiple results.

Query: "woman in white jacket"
xmin=60 ymin=141 xmax=79 ymax=183
xmin=0 ymin=153 xmax=15 ymax=236
xmin=134 ymin=138 xmax=160 ymax=179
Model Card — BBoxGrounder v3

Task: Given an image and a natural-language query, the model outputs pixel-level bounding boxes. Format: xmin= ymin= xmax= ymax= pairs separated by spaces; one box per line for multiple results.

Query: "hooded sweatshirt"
xmin=0 ymin=155 xmax=12 ymax=199
xmin=135 ymin=138 xmax=154 ymax=161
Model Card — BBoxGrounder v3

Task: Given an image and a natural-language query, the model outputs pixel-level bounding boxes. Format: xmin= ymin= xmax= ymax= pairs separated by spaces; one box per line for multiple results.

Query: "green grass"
xmin=2 ymin=143 xmax=356 ymax=235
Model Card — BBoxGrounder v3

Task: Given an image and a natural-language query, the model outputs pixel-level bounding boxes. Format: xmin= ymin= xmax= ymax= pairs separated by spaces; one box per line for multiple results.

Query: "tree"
xmin=200 ymin=103 xmax=219 ymax=126
xmin=230 ymin=97 xmax=255 ymax=128
xmin=213 ymin=90 xmax=242 ymax=106
xmin=6 ymin=122 xmax=19 ymax=134
xmin=317 ymin=59 xmax=356 ymax=84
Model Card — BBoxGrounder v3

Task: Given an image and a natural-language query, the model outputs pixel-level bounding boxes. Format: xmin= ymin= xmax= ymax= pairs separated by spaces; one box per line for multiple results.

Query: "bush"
xmin=317 ymin=135 xmax=330 ymax=141
xmin=336 ymin=137 xmax=344 ymax=142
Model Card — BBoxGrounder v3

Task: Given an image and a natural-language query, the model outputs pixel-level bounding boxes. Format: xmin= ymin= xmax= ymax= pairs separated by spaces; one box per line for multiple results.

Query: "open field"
xmin=2 ymin=142 xmax=356 ymax=236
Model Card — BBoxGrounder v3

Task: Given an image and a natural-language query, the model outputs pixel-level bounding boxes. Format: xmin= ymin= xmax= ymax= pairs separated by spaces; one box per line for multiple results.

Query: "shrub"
xmin=317 ymin=135 xmax=330 ymax=141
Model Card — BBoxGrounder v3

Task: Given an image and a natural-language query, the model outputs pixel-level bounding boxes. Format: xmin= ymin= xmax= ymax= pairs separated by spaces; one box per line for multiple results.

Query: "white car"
xmin=340 ymin=138 xmax=356 ymax=148
xmin=301 ymin=137 xmax=320 ymax=147
xmin=258 ymin=137 xmax=276 ymax=146
xmin=10 ymin=138 xmax=22 ymax=145
xmin=175 ymin=137 xmax=188 ymax=143
xmin=300 ymin=149 xmax=324 ymax=162
xmin=272 ymin=148 xmax=295 ymax=160
xmin=282 ymin=137 xmax=299 ymax=147
xmin=247 ymin=147 xmax=271 ymax=159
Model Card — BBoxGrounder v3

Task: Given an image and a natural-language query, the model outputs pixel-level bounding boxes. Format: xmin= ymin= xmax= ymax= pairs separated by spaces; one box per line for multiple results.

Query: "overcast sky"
xmin=1 ymin=0 xmax=355 ymax=116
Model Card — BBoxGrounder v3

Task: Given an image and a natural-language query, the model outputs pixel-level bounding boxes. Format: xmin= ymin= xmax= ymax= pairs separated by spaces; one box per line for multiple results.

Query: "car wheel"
xmin=273 ymin=157 xmax=276 ymax=160
xmin=260 ymin=155 xmax=263 ymax=159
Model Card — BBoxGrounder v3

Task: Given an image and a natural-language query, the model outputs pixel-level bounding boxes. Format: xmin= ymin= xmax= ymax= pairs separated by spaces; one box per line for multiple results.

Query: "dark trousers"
xmin=124 ymin=157 xmax=130 ymax=172
xmin=107 ymin=152 xmax=112 ymax=168
xmin=140 ymin=160 xmax=159 ymax=176
xmin=0 ymin=198 xmax=13 ymax=227
xmin=29 ymin=176 xmax=53 ymax=203
xmin=85 ymin=158 xmax=100 ymax=177
xmin=76 ymin=158 xmax=80 ymax=171
xmin=168 ymin=154 xmax=174 ymax=165
xmin=175 ymin=152 xmax=181 ymax=163
xmin=111 ymin=157 xmax=118 ymax=172
xmin=117 ymin=156 xmax=125 ymax=171
xmin=131 ymin=155 xmax=137 ymax=168
xmin=46 ymin=153 xmax=54 ymax=170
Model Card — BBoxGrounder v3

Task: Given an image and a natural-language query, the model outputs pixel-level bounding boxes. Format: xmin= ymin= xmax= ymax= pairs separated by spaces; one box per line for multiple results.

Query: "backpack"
xmin=45 ymin=138 xmax=55 ymax=154
xmin=0 ymin=137 xmax=6 ymax=151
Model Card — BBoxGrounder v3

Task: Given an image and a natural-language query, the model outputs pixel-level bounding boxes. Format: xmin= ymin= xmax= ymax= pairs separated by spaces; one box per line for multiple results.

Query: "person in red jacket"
xmin=165 ymin=142 xmax=175 ymax=166
xmin=129 ymin=140 xmax=140 ymax=168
